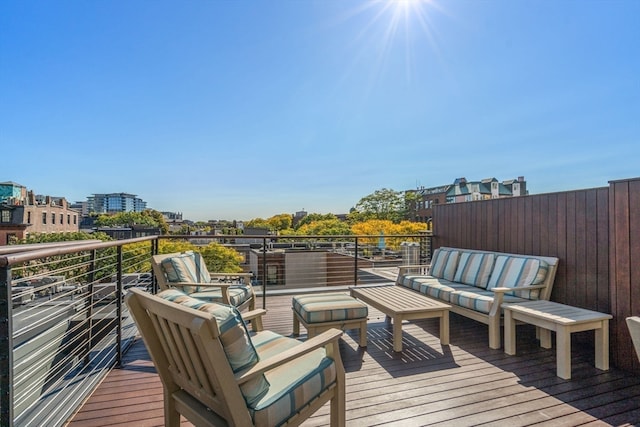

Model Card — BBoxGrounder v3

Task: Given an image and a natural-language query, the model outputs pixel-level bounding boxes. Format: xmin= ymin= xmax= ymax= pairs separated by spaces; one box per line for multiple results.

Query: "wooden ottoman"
xmin=292 ymin=293 xmax=368 ymax=347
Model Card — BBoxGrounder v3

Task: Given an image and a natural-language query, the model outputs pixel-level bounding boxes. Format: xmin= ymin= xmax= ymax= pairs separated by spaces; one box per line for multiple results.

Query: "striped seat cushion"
xmin=487 ymin=256 xmax=549 ymax=299
xmin=450 ymin=288 xmax=529 ymax=314
xmin=249 ymin=331 xmax=337 ymax=426
xmin=191 ymin=284 xmax=253 ymax=307
xmin=160 ymin=251 xmax=211 ymax=293
xmin=399 ymin=276 xmax=468 ymax=303
xmin=429 ymin=248 xmax=460 ymax=281
xmin=292 ymin=293 xmax=368 ymax=324
xmin=453 ymin=252 xmax=496 ymax=288
xmin=157 ymin=289 xmax=269 ymax=405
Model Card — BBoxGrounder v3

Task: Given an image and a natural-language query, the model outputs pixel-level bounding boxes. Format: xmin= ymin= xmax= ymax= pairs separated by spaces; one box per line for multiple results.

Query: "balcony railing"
xmin=0 ymin=232 xmax=431 ymax=427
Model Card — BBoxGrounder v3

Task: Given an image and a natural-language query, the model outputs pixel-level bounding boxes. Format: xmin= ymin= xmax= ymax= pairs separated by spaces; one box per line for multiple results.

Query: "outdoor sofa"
xmin=396 ymin=247 xmax=559 ymax=349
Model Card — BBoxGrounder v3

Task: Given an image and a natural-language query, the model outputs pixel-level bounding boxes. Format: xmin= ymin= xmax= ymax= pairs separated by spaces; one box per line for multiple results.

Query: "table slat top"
xmin=503 ymin=300 xmax=612 ymax=324
xmin=350 ymin=285 xmax=450 ymax=314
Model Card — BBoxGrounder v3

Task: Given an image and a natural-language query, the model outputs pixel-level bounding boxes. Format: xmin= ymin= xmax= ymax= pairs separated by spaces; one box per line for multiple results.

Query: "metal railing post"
xmin=354 ymin=237 xmax=359 ymax=286
xmin=0 ymin=263 xmax=13 ymax=427
xmin=116 ymin=246 xmax=123 ymax=367
xmin=84 ymin=250 xmax=96 ymax=366
xmin=262 ymin=237 xmax=267 ymax=309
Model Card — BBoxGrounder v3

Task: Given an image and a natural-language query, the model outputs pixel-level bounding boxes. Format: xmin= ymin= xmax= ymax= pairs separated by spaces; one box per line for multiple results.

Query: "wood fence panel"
xmin=432 ymin=179 xmax=640 ymax=373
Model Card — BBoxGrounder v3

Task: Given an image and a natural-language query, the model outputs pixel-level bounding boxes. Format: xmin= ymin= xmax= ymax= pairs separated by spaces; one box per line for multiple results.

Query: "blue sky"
xmin=1 ymin=0 xmax=638 ymax=222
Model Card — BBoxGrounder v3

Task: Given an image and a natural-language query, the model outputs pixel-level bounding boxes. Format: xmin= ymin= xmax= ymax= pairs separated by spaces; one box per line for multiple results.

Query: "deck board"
xmin=66 ymin=293 xmax=640 ymax=426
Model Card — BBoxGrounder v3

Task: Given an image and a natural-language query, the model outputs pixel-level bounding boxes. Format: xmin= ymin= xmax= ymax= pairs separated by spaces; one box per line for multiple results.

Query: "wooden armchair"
xmin=627 ymin=317 xmax=640 ymax=362
xmin=125 ymin=288 xmax=346 ymax=427
xmin=151 ymin=251 xmax=256 ymax=312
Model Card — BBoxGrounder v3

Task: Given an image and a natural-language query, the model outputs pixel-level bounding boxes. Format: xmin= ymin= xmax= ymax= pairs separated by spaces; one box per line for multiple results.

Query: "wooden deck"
xmin=67 ymin=293 xmax=640 ymax=426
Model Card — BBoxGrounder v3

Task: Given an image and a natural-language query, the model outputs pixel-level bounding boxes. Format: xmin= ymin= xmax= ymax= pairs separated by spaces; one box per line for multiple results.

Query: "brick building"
xmin=0 ymin=181 xmax=80 ymax=245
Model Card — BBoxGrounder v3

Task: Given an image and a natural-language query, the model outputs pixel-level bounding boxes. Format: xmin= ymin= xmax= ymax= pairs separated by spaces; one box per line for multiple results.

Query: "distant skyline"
xmin=1 ymin=0 xmax=638 ymax=222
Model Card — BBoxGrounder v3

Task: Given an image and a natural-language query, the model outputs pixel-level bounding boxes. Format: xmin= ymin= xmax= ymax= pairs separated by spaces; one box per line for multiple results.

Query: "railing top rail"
xmin=159 ymin=232 xmax=432 ymax=240
xmin=0 ymin=235 xmax=156 ymax=267
xmin=0 ymin=240 xmax=103 ymax=256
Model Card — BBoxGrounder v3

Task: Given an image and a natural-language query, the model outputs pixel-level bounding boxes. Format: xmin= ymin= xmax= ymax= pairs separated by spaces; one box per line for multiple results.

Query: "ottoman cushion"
xmin=293 ymin=293 xmax=368 ymax=324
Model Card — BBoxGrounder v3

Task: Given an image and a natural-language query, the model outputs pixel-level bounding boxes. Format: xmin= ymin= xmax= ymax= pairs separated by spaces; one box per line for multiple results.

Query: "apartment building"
xmin=408 ymin=176 xmax=527 ymax=223
xmin=87 ymin=192 xmax=147 ymax=214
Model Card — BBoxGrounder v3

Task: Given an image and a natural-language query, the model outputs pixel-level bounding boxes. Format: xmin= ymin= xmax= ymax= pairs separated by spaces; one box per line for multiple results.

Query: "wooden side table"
xmin=503 ymin=300 xmax=613 ymax=379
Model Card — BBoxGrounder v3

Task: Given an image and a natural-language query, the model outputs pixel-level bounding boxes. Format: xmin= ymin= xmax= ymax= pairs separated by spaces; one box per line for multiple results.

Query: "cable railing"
xmin=0 ymin=232 xmax=431 ymax=427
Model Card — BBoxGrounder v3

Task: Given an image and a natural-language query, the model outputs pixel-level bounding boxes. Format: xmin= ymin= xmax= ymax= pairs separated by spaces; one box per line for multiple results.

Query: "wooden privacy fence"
xmin=431 ymin=177 xmax=640 ymax=373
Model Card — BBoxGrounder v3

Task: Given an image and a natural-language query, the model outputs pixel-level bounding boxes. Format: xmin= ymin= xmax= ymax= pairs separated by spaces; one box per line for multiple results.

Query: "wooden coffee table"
xmin=350 ymin=285 xmax=450 ymax=352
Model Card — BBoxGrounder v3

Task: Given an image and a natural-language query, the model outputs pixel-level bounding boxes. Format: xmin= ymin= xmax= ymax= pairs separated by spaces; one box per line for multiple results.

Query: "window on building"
xmin=60 ymin=214 xmax=63 ymax=224
xmin=73 ymin=215 xmax=77 ymax=225
xmin=52 ymin=213 xmax=56 ymax=224
xmin=27 ymin=211 xmax=31 ymax=224
xmin=1 ymin=210 xmax=10 ymax=223
xmin=42 ymin=212 xmax=47 ymax=224
xmin=67 ymin=214 xmax=71 ymax=224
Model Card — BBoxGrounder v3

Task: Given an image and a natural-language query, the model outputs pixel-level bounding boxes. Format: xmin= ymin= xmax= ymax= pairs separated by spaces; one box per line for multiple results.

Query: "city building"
xmin=87 ymin=192 xmax=147 ymax=214
xmin=408 ymin=176 xmax=527 ymax=223
xmin=0 ymin=181 xmax=80 ymax=245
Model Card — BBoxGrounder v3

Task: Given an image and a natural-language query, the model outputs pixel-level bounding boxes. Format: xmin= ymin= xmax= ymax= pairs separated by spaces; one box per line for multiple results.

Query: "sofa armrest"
xmin=397 ymin=264 xmax=431 ymax=280
xmin=491 ymin=284 xmax=547 ymax=294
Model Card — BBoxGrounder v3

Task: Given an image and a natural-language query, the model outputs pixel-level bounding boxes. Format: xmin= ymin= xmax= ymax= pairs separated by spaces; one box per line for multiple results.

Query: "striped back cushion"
xmin=157 ymin=289 xmax=269 ymax=406
xmin=487 ymin=256 xmax=549 ymax=299
xmin=453 ymin=252 xmax=496 ymax=288
xmin=160 ymin=251 xmax=210 ymax=293
xmin=429 ymin=248 xmax=460 ymax=281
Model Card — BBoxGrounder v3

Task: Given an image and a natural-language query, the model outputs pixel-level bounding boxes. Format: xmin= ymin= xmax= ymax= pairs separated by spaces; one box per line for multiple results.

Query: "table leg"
xmin=556 ymin=326 xmax=572 ymax=379
xmin=440 ymin=310 xmax=450 ymax=345
xmin=392 ymin=316 xmax=403 ymax=352
xmin=595 ymin=320 xmax=610 ymax=371
xmin=539 ymin=328 xmax=552 ymax=349
xmin=359 ymin=319 xmax=368 ymax=348
xmin=293 ymin=312 xmax=300 ymax=336
xmin=504 ymin=309 xmax=516 ymax=355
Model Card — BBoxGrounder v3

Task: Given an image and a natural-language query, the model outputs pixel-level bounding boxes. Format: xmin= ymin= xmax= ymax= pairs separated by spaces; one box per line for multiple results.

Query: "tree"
xmin=349 ymin=188 xmax=406 ymax=223
xmin=267 ymin=214 xmax=293 ymax=231
xmin=294 ymin=219 xmax=352 ymax=236
xmin=294 ymin=213 xmax=338 ymax=230
xmin=93 ymin=209 xmax=169 ymax=234
xmin=158 ymin=240 xmax=243 ymax=273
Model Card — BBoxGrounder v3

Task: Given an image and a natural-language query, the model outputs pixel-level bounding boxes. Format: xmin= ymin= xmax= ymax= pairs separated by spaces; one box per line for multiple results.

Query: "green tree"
xmin=294 ymin=213 xmax=338 ymax=230
xmin=348 ymin=188 xmax=406 ymax=223
xmin=295 ymin=219 xmax=352 ymax=236
xmin=267 ymin=214 xmax=293 ymax=231
xmin=158 ymin=240 xmax=243 ymax=273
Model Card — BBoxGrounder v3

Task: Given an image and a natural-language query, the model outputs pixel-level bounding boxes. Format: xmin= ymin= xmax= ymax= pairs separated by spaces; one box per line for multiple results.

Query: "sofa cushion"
xmin=449 ymin=288 xmax=530 ymax=314
xmin=429 ymin=248 xmax=460 ymax=281
xmin=191 ymin=284 xmax=253 ymax=307
xmin=400 ymin=276 xmax=472 ymax=303
xmin=487 ymin=255 xmax=549 ymax=299
xmin=249 ymin=330 xmax=337 ymax=426
xmin=157 ymin=289 xmax=269 ymax=406
xmin=453 ymin=252 xmax=496 ymax=288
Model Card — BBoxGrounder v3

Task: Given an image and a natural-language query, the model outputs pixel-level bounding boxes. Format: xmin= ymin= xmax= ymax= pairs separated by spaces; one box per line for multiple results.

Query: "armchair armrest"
xmin=242 ymin=308 xmax=267 ymax=332
xmin=235 ymin=328 xmax=343 ymax=384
